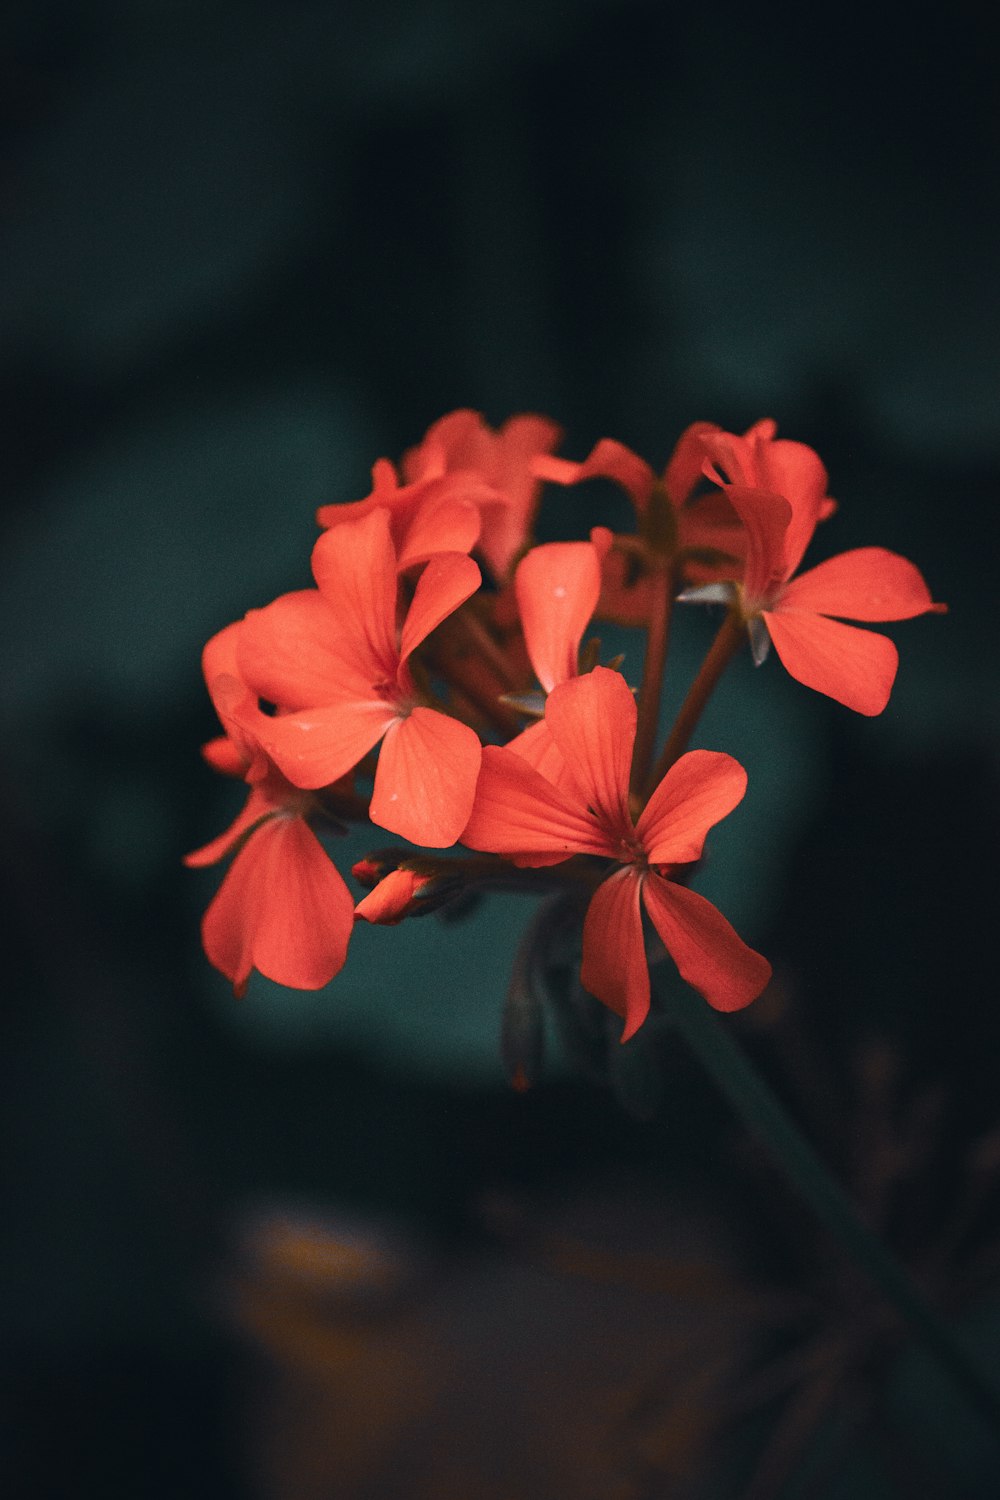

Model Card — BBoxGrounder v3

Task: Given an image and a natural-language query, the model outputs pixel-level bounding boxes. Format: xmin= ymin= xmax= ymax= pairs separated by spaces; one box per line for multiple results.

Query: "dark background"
xmin=2 ymin=3 xmax=999 ymax=1496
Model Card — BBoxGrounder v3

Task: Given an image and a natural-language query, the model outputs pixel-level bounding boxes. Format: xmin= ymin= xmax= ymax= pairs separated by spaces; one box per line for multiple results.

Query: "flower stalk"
xmin=647 ymin=608 xmax=745 ymax=791
xmin=630 ymin=562 xmax=674 ymax=799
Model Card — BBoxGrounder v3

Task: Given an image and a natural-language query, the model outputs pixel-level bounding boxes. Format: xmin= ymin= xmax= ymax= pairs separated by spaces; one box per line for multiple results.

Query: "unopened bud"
xmin=354 ymin=868 xmax=432 ymax=926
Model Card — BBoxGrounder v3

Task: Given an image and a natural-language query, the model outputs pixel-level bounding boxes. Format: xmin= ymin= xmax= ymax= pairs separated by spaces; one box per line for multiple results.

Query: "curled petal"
xmin=664 ymin=422 xmax=721 ymax=504
xmin=762 ymin=610 xmax=898 ymax=716
xmin=461 ymin=745 xmax=616 ymax=864
xmin=515 ymin=541 xmax=602 ymax=693
xmin=780 ymin=547 xmax=946 ymax=623
xmin=370 ymin=708 xmax=482 ymax=847
xmin=752 ymin=435 xmax=829 ymax=577
xmin=637 ymin=750 xmax=748 ymax=866
xmin=316 ymin=458 xmax=398 ymax=529
xmin=641 ymin=874 xmax=771 ymax=1013
xmin=404 ymin=410 xmax=561 ymax=579
xmin=702 ymin=425 xmax=829 ymax=578
xmin=200 ymin=816 xmax=354 ymax=995
xmin=396 ymin=492 xmax=482 ymax=570
xmin=580 ymin=867 xmax=650 ymax=1041
xmin=722 ymin=486 xmax=793 ymax=606
xmin=535 ymin=438 xmax=655 ymax=513
xmin=544 ymin=667 xmax=635 ymax=837
xmin=399 ymin=552 xmax=482 ymax=664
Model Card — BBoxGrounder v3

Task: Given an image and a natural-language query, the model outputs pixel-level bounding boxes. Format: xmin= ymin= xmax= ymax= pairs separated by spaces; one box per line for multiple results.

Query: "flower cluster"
xmin=187 ymin=410 xmax=943 ymax=1063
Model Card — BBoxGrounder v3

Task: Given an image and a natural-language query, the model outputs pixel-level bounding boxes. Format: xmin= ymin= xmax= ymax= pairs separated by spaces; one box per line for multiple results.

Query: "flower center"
xmin=619 ymin=833 xmax=647 ymax=871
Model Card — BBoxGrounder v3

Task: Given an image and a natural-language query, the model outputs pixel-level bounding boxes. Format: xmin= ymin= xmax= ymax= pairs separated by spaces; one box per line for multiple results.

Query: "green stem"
xmin=630 ymin=564 xmax=674 ymax=799
xmin=666 ymin=984 xmax=1000 ymax=1436
xmin=647 ymin=609 xmax=745 ymax=791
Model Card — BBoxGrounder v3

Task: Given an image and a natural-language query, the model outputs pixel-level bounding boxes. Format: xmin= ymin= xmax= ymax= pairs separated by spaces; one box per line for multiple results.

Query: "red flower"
xmin=185 ymin=624 xmax=355 ymax=995
xmin=692 ymin=427 xmax=946 ymax=715
xmin=535 ymin=422 xmax=745 ymax=620
xmin=402 ymin=409 xmax=562 ymax=581
xmin=462 ymin=666 xmax=771 ymax=1039
xmin=316 ymin=458 xmax=497 ymax=572
xmin=238 ymin=508 xmax=484 ymax=846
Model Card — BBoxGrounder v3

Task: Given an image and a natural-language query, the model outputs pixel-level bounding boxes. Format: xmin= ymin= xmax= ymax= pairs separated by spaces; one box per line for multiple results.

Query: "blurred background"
xmin=2 ymin=2 xmax=999 ymax=1496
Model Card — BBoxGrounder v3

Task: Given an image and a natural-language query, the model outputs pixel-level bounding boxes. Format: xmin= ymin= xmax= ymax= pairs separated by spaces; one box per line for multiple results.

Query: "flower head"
xmin=185 ymin=623 xmax=355 ymax=995
xmin=462 ymin=666 xmax=771 ymax=1039
xmin=535 ymin=422 xmax=746 ymax=621
xmin=238 ymin=508 xmax=484 ymax=846
xmin=401 ymin=409 xmax=562 ymax=581
xmin=691 ymin=426 xmax=946 ymax=715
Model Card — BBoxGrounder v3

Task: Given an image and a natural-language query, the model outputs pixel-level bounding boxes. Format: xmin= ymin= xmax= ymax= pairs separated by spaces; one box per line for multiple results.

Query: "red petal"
xmin=506 ymin=719 xmax=574 ymax=794
xmin=399 ymin=552 xmax=481 ymax=664
xmin=310 ymin=508 xmax=399 ymax=678
xmin=780 ymin=547 xmax=945 ymax=622
xmin=663 ymin=422 xmax=720 ymax=504
xmin=185 ymin=786 xmax=278 ymax=868
xmin=370 ymin=708 xmax=482 ymax=847
xmin=316 ymin=458 xmax=398 ymax=528
xmin=641 ymin=873 xmax=771 ymax=1013
xmin=535 ymin=438 xmax=655 ymax=513
xmin=260 ymin=698 xmax=396 ymax=788
xmin=580 ymin=867 xmax=650 ymax=1041
xmin=396 ymin=493 xmax=482 ymax=570
xmin=702 ymin=425 xmax=829 ymax=579
xmin=763 ymin=610 xmax=898 ymax=716
xmin=200 ymin=816 xmax=354 ymax=993
xmin=202 ymin=620 xmax=244 ymax=685
xmin=201 ymin=734 xmax=246 ymax=777
xmin=239 ymin=591 xmax=373 ymax=710
xmin=637 ymin=750 xmax=748 ymax=865
xmin=722 ymin=486 xmax=793 ymax=606
xmin=404 ymin=410 xmax=561 ymax=579
xmin=515 ymin=541 xmax=602 ymax=693
xmin=461 ymin=744 xmax=617 ymax=864
xmin=676 ymin=489 xmax=746 ymax=569
xmin=544 ymin=667 xmax=635 ymax=837
xmin=751 ymin=434 xmax=829 ymax=577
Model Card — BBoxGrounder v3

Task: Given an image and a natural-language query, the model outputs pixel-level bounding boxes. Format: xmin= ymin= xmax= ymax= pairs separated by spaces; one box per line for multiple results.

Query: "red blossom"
xmin=402 ymin=409 xmax=562 ymax=580
xmin=535 ymin=422 xmax=746 ymax=620
xmin=462 ymin=666 xmax=771 ymax=1039
xmin=238 ymin=507 xmax=484 ymax=847
xmin=316 ymin=457 xmax=498 ymax=572
xmin=693 ymin=428 xmax=946 ymax=714
xmin=185 ymin=624 xmax=354 ymax=995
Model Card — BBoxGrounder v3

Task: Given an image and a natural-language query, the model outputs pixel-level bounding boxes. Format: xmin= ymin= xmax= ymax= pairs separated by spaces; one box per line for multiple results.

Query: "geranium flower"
xmin=534 ymin=422 xmax=745 ymax=620
xmin=185 ymin=624 xmax=355 ymax=995
xmin=462 ymin=666 xmax=771 ymax=1039
xmin=238 ymin=507 xmax=484 ymax=846
xmin=316 ymin=458 xmax=498 ymax=572
xmin=402 ymin=409 xmax=562 ymax=581
xmin=687 ymin=434 xmax=946 ymax=714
